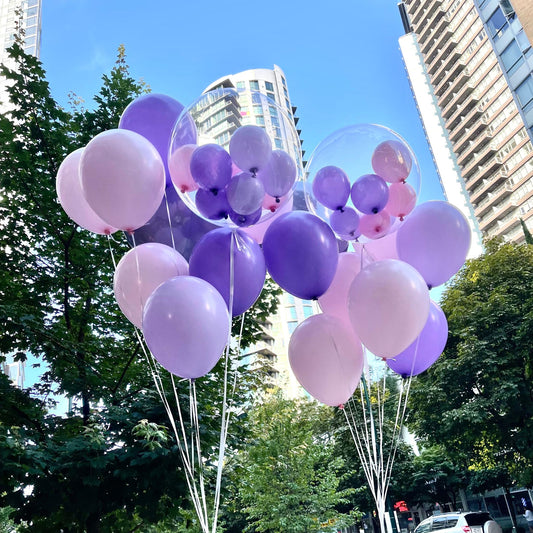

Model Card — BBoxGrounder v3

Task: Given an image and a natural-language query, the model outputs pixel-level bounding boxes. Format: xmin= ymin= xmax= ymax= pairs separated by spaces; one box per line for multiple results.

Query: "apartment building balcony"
xmin=422 ymin=26 xmax=454 ymax=58
xmin=486 ymin=209 xmax=521 ymax=237
xmin=456 ymin=128 xmax=494 ymax=166
xmin=479 ymin=197 xmax=518 ymax=231
xmin=417 ymin=6 xmax=447 ymax=44
xmin=408 ymin=0 xmax=423 ymax=22
xmin=428 ymin=40 xmax=460 ymax=78
xmin=469 ymin=167 xmax=509 ymax=202
xmin=473 ymin=181 xmax=513 ymax=218
xmin=462 ymin=140 xmax=498 ymax=174
xmin=442 ymin=82 xmax=478 ymax=121
xmin=411 ymin=0 xmax=441 ymax=26
xmin=446 ymin=99 xmax=482 ymax=131
xmin=464 ymin=155 xmax=503 ymax=188
xmin=437 ymin=66 xmax=470 ymax=106
xmin=434 ymin=56 xmax=469 ymax=95
xmin=453 ymin=116 xmax=489 ymax=148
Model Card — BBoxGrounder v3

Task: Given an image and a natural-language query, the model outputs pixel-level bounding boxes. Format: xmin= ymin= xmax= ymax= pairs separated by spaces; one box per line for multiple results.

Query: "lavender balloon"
xmin=190 ymin=144 xmax=232 ymax=192
xmin=263 ymin=211 xmax=339 ymax=300
xmin=195 ymin=188 xmax=230 ymax=220
xmin=142 ymin=276 xmax=230 ymax=379
xmin=351 ymin=174 xmax=390 ymax=214
xmin=329 ymin=207 xmax=361 ymax=240
xmin=119 ymin=93 xmax=195 ymax=187
xmin=229 ymin=207 xmax=262 ymax=227
xmin=396 ymin=201 xmax=471 ymax=288
xmin=226 ymin=172 xmax=265 ymax=215
xmin=312 ymin=166 xmax=350 ymax=210
xmin=257 ymin=149 xmax=297 ymax=198
xmin=189 ymin=227 xmax=266 ymax=317
xmin=229 ymin=125 xmax=272 ymax=173
xmin=387 ymin=300 xmax=448 ymax=377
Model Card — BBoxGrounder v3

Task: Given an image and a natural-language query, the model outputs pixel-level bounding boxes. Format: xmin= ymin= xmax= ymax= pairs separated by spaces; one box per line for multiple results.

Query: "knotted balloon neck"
xmin=338 ymin=404 xmax=345 ymax=410
xmin=427 ymin=283 xmax=433 ymax=290
xmin=250 ymin=168 xmax=258 ymax=177
xmin=337 ymin=206 xmax=345 ymax=213
xmin=372 ymin=207 xmax=379 ymax=214
xmin=275 ymin=197 xmax=281 ymax=204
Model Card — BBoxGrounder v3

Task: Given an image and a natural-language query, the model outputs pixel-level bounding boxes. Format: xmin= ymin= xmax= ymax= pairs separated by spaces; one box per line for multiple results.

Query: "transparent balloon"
xmin=304 ymin=124 xmax=421 ymax=241
xmin=169 ymin=88 xmax=303 ymax=228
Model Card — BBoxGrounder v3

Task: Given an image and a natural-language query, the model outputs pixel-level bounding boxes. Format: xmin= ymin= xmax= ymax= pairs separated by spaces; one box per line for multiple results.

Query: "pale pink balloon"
xmin=318 ymin=251 xmax=365 ymax=321
xmin=359 ymin=212 xmax=391 ymax=239
xmin=169 ymin=144 xmax=198 ymax=193
xmin=80 ymin=129 xmax=166 ymax=232
xmin=356 ymin=231 xmax=399 ymax=263
xmin=56 ymin=148 xmax=117 ymax=235
xmin=385 ymin=182 xmax=417 ymax=220
xmin=262 ymin=192 xmax=290 ymax=212
xmin=371 ymin=140 xmax=412 ymax=183
xmin=242 ymin=196 xmax=293 ymax=244
xmin=289 ymin=314 xmax=364 ymax=407
xmin=114 ymin=242 xmax=189 ymax=328
xmin=348 ymin=259 xmax=430 ymax=358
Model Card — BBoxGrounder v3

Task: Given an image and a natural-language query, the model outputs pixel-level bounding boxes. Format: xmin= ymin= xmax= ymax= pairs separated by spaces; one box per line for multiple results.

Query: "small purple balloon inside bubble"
xmin=304 ymin=124 xmax=420 ymax=241
xmin=169 ymin=88 xmax=303 ymax=229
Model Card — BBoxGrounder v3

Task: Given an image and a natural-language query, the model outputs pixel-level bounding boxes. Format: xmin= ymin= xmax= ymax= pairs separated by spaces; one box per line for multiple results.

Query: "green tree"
xmin=406 ymin=239 xmax=533 ymax=485
xmin=225 ymin=392 xmax=358 ymax=533
xmin=0 ymin=41 xmax=280 ymax=531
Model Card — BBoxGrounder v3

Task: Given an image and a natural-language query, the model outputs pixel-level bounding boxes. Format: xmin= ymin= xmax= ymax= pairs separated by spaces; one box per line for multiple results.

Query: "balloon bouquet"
xmin=55 ymin=89 xmax=471 ymax=533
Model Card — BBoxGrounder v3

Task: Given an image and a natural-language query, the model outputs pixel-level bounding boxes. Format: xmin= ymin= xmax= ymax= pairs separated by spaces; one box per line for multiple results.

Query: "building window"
xmin=274 ymin=127 xmax=282 ymax=138
xmin=281 ymin=76 xmax=286 ymax=87
xmin=271 ymin=116 xmax=280 ymax=127
xmin=250 ymin=80 xmax=259 ymax=91
xmin=516 ymin=75 xmax=533 ymax=113
xmin=275 ymin=138 xmax=283 ymax=149
xmin=268 ymin=105 xmax=278 ymax=117
xmin=256 ymin=115 xmax=265 ymax=126
xmin=288 ymin=321 xmax=298 ymax=334
xmin=265 ymin=81 xmax=274 ymax=91
xmin=252 ymin=92 xmax=262 ymax=104
xmin=487 ymin=6 xmax=508 ymax=40
xmin=303 ymin=306 xmax=313 ymax=318
xmin=236 ymin=81 xmax=245 ymax=91
xmin=501 ymin=40 xmax=524 ymax=76
xmin=253 ymin=105 xmax=263 ymax=115
xmin=266 ymin=92 xmax=276 ymax=102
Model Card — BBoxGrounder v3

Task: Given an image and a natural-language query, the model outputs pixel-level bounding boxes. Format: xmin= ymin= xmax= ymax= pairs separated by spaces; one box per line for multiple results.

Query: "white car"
xmin=414 ymin=512 xmax=500 ymax=533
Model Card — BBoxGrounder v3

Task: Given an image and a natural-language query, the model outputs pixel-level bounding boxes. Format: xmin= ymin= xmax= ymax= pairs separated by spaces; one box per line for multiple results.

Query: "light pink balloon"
xmin=114 ymin=243 xmax=188 ymax=328
xmin=289 ymin=314 xmax=364 ymax=407
xmin=359 ymin=212 xmax=392 ymax=239
xmin=242 ymin=196 xmax=293 ymax=244
xmin=318 ymin=251 xmax=366 ymax=321
xmin=169 ymin=144 xmax=198 ymax=193
xmin=348 ymin=259 xmax=430 ymax=358
xmin=80 ymin=129 xmax=166 ymax=232
xmin=385 ymin=182 xmax=417 ymax=220
xmin=262 ymin=192 xmax=290 ymax=212
xmin=371 ymin=139 xmax=412 ymax=183
xmin=56 ymin=148 xmax=117 ymax=235
xmin=356 ymin=231 xmax=399 ymax=263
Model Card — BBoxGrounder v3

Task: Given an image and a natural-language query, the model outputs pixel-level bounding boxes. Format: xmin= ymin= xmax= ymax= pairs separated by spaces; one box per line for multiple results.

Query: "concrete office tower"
xmin=1 ymin=0 xmax=41 ymax=387
xmin=202 ymin=66 xmax=316 ymax=399
xmin=399 ymin=0 xmax=533 ymax=244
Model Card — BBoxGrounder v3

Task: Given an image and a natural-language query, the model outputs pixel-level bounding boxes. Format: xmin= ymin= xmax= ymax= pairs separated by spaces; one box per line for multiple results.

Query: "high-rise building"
xmin=399 ymin=0 xmax=533 ymax=244
xmin=1 ymin=0 xmax=42 ymax=387
xmin=200 ymin=66 xmax=317 ymax=399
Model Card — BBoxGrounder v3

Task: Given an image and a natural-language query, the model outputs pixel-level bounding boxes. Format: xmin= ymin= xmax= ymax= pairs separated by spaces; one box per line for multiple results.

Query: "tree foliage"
xmin=224 ymin=392 xmax=358 ymax=533
xmin=406 ymin=239 xmax=533 ymax=486
xmin=0 ymin=42 xmax=280 ymax=531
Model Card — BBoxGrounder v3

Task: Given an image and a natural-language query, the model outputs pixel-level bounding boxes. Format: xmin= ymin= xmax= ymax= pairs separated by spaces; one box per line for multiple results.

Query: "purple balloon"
xmin=229 ymin=125 xmax=272 ymax=173
xmin=263 ymin=211 xmax=339 ymax=300
xmin=330 ymin=207 xmax=361 ymax=240
xmin=119 ymin=94 xmax=195 ymax=188
xmin=195 ymin=188 xmax=230 ymax=220
xmin=226 ymin=172 xmax=265 ymax=215
xmin=257 ymin=149 xmax=297 ymax=198
xmin=143 ymin=276 xmax=229 ymax=379
xmin=397 ymin=201 xmax=471 ymax=288
xmin=387 ymin=300 xmax=448 ymax=377
xmin=351 ymin=174 xmax=390 ymax=215
xmin=189 ymin=227 xmax=266 ymax=317
xmin=190 ymin=144 xmax=232 ymax=192
xmin=127 ymin=185 xmax=215 ymax=261
xmin=312 ymin=166 xmax=351 ymax=210
xmin=229 ymin=207 xmax=262 ymax=227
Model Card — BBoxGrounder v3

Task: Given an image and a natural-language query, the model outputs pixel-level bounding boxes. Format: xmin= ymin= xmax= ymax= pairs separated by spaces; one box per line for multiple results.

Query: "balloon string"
xmin=162 ymin=187 xmax=177 ymax=251
xmin=106 ymin=234 xmax=118 ymax=269
xmin=212 ymin=229 xmax=237 ymax=533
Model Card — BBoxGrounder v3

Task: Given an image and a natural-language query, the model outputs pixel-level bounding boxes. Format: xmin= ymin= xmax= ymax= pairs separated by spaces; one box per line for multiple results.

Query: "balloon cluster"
xmin=55 ymin=92 xmax=472 ymax=408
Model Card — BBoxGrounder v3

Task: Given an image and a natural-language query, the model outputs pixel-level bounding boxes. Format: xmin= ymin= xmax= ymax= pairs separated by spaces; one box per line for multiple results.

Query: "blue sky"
xmin=40 ymin=0 xmax=445 ymax=204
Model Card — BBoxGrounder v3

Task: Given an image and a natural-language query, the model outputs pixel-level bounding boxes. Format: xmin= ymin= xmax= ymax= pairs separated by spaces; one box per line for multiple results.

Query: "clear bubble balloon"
xmin=304 ymin=124 xmax=420 ymax=241
xmin=170 ymin=88 xmax=303 ymax=228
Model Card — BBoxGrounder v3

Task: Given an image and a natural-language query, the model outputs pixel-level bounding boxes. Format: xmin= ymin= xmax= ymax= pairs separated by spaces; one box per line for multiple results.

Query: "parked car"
xmin=414 ymin=512 xmax=497 ymax=533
